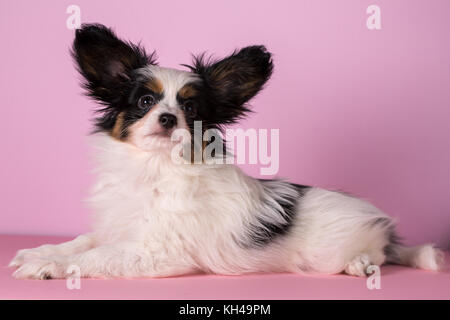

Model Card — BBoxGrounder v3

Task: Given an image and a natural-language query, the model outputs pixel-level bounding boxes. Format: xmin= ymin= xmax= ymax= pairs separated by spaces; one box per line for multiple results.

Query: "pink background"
xmin=0 ymin=0 xmax=449 ymax=249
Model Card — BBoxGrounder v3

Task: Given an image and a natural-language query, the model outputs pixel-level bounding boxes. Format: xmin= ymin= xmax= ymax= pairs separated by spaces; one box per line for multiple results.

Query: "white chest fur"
xmin=86 ymin=133 xmax=270 ymax=273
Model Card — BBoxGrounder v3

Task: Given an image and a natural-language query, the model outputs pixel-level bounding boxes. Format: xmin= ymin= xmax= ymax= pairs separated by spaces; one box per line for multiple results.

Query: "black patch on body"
xmin=244 ymin=180 xmax=310 ymax=248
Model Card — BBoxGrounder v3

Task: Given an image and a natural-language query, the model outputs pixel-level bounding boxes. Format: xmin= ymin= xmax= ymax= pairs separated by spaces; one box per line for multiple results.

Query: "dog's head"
xmin=72 ymin=24 xmax=273 ymax=152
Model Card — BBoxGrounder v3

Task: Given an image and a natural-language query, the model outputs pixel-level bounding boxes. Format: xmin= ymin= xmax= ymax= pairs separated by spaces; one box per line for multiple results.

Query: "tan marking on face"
xmin=178 ymin=84 xmax=197 ymax=99
xmin=145 ymin=77 xmax=164 ymax=94
xmin=111 ymin=112 xmax=125 ymax=140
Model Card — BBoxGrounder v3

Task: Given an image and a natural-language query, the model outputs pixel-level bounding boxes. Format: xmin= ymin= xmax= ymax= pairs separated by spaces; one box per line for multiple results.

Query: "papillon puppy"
xmin=10 ymin=24 xmax=444 ymax=279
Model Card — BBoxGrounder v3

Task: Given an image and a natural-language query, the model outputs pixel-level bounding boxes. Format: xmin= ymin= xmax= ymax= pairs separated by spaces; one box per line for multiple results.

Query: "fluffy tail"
xmin=386 ymin=243 xmax=445 ymax=271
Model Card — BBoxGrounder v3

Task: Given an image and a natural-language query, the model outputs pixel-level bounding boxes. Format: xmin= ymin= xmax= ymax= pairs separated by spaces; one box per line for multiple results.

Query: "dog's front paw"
xmin=9 ymin=244 xmax=64 ymax=268
xmin=9 ymin=248 xmax=45 ymax=268
xmin=12 ymin=256 xmax=69 ymax=280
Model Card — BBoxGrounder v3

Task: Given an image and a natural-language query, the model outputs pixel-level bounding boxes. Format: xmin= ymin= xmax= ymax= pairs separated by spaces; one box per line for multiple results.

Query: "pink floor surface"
xmin=1 ymin=234 xmax=449 ymax=300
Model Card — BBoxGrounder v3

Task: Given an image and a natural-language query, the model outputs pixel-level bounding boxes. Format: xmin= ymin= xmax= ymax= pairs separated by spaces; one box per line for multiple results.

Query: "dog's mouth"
xmin=146 ymin=129 xmax=174 ymax=139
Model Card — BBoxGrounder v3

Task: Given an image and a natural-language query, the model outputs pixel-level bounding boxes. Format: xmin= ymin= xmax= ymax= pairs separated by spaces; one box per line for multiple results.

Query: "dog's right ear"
xmin=72 ymin=23 xmax=156 ymax=105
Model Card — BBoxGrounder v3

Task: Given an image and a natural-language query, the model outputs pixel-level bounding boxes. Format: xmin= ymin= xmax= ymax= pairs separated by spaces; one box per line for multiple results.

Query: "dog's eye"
xmin=138 ymin=94 xmax=156 ymax=109
xmin=181 ymin=100 xmax=197 ymax=117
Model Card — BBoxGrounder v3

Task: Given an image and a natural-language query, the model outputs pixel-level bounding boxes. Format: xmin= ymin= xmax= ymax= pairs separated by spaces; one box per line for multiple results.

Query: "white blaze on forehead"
xmin=137 ymin=66 xmax=199 ymax=110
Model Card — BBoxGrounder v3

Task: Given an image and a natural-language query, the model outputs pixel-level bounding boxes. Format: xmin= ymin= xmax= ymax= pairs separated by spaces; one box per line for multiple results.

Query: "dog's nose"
xmin=159 ymin=113 xmax=177 ymax=130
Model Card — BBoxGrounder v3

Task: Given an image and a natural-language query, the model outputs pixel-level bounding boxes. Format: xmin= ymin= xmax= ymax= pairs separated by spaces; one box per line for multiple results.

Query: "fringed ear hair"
xmin=71 ymin=23 xmax=157 ymax=131
xmin=185 ymin=46 xmax=273 ymax=126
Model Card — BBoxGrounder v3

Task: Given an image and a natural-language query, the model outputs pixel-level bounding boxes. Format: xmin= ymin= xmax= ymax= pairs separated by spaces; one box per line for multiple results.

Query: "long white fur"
xmin=9 ymin=66 xmax=444 ymax=279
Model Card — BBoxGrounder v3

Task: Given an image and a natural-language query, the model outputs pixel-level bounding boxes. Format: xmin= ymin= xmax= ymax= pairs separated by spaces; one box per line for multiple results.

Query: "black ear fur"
xmin=71 ymin=23 xmax=156 ymax=131
xmin=72 ymin=24 xmax=156 ymax=101
xmin=186 ymin=46 xmax=273 ymax=125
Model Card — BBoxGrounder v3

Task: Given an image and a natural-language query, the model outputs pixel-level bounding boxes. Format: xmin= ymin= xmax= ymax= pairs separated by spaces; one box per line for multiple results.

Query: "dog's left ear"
xmin=187 ymin=46 xmax=273 ymax=124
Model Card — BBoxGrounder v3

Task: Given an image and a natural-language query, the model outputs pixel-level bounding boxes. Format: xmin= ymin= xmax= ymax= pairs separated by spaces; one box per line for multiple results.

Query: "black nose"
xmin=159 ymin=113 xmax=177 ymax=130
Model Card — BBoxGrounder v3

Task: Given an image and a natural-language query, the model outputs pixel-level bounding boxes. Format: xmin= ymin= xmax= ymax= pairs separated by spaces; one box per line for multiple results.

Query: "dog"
xmin=9 ymin=24 xmax=444 ymax=279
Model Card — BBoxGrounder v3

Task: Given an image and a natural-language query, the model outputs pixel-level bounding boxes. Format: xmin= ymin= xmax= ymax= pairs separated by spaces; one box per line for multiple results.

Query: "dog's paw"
xmin=9 ymin=244 xmax=62 ymax=268
xmin=344 ymin=254 xmax=372 ymax=277
xmin=9 ymin=248 xmax=45 ymax=268
xmin=12 ymin=256 xmax=68 ymax=280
